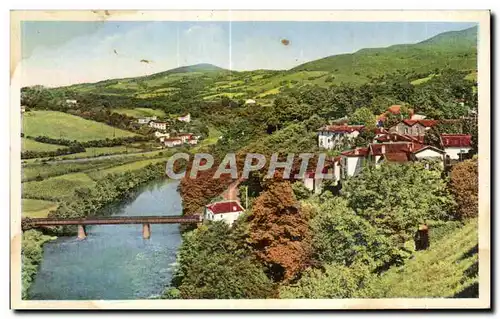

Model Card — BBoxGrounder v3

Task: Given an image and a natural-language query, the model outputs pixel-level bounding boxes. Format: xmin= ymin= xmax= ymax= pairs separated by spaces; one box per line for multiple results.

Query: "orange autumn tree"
xmin=248 ymin=174 xmax=312 ymax=282
xmin=449 ymin=158 xmax=478 ymax=219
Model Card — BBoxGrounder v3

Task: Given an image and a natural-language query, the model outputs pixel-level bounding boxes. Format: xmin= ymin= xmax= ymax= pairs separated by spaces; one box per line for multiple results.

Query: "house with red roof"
xmin=204 ymin=200 xmax=245 ymax=226
xmin=389 ymin=119 xmax=438 ymax=136
xmin=441 ymin=134 xmax=472 ymax=160
xmin=163 ymin=138 xmax=183 ymax=148
xmin=317 ymin=125 xmax=364 ymax=149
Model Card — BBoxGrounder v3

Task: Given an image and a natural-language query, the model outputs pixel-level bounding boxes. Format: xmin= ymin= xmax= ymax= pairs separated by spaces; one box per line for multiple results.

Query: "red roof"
xmin=401 ymin=119 xmax=438 ymax=127
xmin=178 ymin=133 xmax=193 ymax=137
xmin=319 ymin=125 xmax=364 ymax=133
xmin=441 ymin=134 xmax=472 ymax=148
xmin=341 ymin=147 xmax=369 ymax=157
xmin=375 ymin=133 xmax=425 ymax=144
xmin=384 ymin=152 xmax=412 ymax=163
xmin=164 ymin=138 xmax=182 ymax=142
xmin=369 ymin=142 xmax=419 ymax=156
xmin=206 ymin=201 xmax=245 ymax=214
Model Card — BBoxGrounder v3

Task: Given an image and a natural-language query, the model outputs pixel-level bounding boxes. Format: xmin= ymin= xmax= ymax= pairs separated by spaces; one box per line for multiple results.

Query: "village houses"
xmin=389 ymin=119 xmax=438 ymax=135
xmin=149 ymin=120 xmax=169 ymax=131
xmin=204 ymin=200 xmax=245 ymax=226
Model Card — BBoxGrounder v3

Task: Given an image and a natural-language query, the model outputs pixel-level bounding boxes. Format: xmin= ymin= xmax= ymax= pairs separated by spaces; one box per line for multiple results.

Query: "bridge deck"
xmin=24 ymin=215 xmax=201 ymax=226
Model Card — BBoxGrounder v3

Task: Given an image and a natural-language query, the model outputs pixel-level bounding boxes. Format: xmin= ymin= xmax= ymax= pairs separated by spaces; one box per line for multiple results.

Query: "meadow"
xmin=111 ymin=107 xmax=166 ymax=118
xmin=22 ymin=111 xmax=137 ymax=141
xmin=22 ymin=199 xmax=58 ymax=218
xmin=21 ymin=138 xmax=67 ymax=152
xmin=22 ymin=172 xmax=97 ymax=201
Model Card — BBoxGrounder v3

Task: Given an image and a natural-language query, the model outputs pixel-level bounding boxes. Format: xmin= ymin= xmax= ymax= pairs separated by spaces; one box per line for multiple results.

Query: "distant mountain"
xmin=291 ymin=26 xmax=477 ymax=74
xmin=52 ymin=27 xmax=478 ymax=101
xmin=417 ymin=26 xmax=477 ymax=48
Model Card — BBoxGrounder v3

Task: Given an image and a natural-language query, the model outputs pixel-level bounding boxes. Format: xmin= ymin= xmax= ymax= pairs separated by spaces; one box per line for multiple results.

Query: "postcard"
xmin=10 ymin=10 xmax=490 ymax=310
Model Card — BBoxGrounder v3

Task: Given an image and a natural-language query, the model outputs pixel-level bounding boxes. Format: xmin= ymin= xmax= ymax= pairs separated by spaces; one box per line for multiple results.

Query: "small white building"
xmin=302 ymin=158 xmax=341 ymax=194
xmin=177 ymin=113 xmax=191 ymax=123
xmin=245 ymin=99 xmax=256 ymax=105
xmin=318 ymin=125 xmax=364 ymax=150
xmin=155 ymin=131 xmax=170 ymax=139
xmin=204 ymin=200 xmax=245 ymax=226
xmin=441 ymin=134 xmax=472 ymax=160
xmin=163 ymin=138 xmax=183 ymax=148
xmin=138 ymin=116 xmax=158 ymax=124
xmin=149 ymin=121 xmax=169 ymax=131
xmin=65 ymin=99 xmax=77 ymax=105
xmin=340 ymin=148 xmax=368 ymax=178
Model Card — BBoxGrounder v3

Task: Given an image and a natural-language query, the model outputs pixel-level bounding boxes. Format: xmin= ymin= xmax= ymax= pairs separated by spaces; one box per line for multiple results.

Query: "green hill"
xmin=291 ymin=26 xmax=477 ymax=79
xmin=365 ymin=219 xmax=479 ymax=298
xmin=49 ymin=26 xmax=477 ymax=101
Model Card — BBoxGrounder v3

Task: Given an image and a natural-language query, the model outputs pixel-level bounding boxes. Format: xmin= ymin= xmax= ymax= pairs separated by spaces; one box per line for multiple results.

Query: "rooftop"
xmin=206 ymin=200 xmax=245 ymax=214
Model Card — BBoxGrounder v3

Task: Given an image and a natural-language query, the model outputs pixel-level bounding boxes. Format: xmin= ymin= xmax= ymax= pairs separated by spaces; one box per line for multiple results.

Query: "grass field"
xmin=111 ymin=108 xmax=166 ymax=118
xmin=21 ymin=138 xmax=67 ymax=152
xmin=22 ymin=172 xmax=96 ymax=201
xmin=22 ymin=199 xmax=58 ymax=218
xmin=22 ymin=111 xmax=137 ymax=141
xmin=367 ymin=219 xmax=478 ymax=297
xmin=87 ymin=157 xmax=168 ymax=180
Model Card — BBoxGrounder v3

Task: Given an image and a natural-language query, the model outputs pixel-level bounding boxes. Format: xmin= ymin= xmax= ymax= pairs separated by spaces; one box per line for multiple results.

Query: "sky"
xmin=20 ymin=21 xmax=477 ymax=87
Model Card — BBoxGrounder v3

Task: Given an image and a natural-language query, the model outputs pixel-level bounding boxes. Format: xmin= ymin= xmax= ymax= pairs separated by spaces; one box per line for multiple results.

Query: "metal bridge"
xmin=22 ymin=215 xmax=202 ymax=239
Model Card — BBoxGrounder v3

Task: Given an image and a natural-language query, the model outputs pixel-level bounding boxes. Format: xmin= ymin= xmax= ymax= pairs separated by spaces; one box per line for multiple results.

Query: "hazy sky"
xmin=21 ymin=21 xmax=476 ymax=87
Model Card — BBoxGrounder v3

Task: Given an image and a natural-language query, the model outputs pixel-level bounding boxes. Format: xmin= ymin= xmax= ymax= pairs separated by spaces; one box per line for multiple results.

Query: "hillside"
xmin=47 ymin=26 xmax=477 ymax=102
xmin=291 ymin=26 xmax=477 ymax=78
xmin=366 ymin=219 xmax=479 ymax=298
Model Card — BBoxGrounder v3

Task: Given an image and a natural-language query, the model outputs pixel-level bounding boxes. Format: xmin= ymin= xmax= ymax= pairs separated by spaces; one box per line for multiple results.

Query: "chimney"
xmin=381 ymin=145 xmax=386 ymax=154
xmin=409 ymin=143 xmax=414 ymax=152
xmin=354 ymin=148 xmax=359 ymax=155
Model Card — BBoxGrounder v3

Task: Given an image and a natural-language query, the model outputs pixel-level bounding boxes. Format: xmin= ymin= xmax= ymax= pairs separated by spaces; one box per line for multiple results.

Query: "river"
xmin=28 ymin=179 xmax=183 ymax=300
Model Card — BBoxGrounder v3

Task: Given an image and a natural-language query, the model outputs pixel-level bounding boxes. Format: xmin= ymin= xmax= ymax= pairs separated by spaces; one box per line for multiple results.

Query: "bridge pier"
xmin=142 ymin=223 xmax=151 ymax=239
xmin=77 ymin=225 xmax=87 ymax=240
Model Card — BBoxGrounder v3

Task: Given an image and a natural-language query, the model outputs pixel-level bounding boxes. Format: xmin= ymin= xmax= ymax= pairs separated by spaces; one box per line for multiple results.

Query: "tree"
xmin=343 ymin=162 xmax=455 ymax=245
xmin=279 ymin=262 xmax=373 ymax=299
xmin=171 ymin=221 xmax=274 ymax=299
xmin=449 ymin=159 xmax=478 ymax=219
xmin=424 ymin=126 xmax=443 ymax=149
xmin=309 ymin=197 xmax=398 ymax=268
xmin=350 ymin=107 xmax=376 ymax=129
xmin=248 ymin=177 xmax=312 ymax=282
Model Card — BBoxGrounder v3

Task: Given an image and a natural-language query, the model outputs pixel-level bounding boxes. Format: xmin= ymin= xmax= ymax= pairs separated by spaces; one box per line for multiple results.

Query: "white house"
xmin=163 ymin=138 xmax=183 ymax=148
xmin=65 ymin=99 xmax=77 ymax=105
xmin=204 ymin=200 xmax=245 ymax=226
xmin=245 ymin=99 xmax=256 ymax=105
xmin=155 ymin=131 xmax=170 ymax=139
xmin=138 ymin=116 xmax=158 ymax=124
xmin=340 ymin=147 xmax=368 ymax=178
xmin=149 ymin=121 xmax=169 ymax=130
xmin=177 ymin=113 xmax=191 ymax=123
xmin=318 ymin=125 xmax=364 ymax=150
xmin=441 ymin=134 xmax=472 ymax=160
xmin=302 ymin=158 xmax=341 ymax=194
